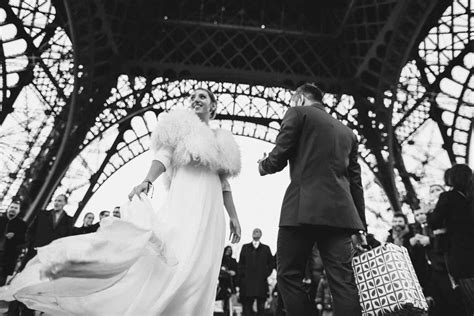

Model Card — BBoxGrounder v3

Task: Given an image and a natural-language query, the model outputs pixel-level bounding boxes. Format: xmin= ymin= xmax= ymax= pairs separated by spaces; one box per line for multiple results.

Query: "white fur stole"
xmin=150 ymin=108 xmax=241 ymax=179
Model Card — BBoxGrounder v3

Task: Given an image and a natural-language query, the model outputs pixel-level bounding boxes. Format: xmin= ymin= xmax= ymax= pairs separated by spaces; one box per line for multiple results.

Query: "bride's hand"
xmin=128 ymin=182 xmax=150 ymax=201
xmin=229 ymin=217 xmax=241 ymax=244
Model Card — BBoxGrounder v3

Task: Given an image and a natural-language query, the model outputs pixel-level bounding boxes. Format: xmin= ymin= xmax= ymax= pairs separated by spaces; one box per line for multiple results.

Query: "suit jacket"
xmin=27 ymin=209 xmax=74 ymax=248
xmin=238 ymin=242 xmax=273 ymax=298
xmin=0 ymin=216 xmax=27 ymax=275
xmin=261 ymin=104 xmax=366 ymax=231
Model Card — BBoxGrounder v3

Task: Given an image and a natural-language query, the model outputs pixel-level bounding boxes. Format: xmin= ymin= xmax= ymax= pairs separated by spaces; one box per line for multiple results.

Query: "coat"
xmin=0 ymin=216 xmax=27 ymax=275
xmin=238 ymin=242 xmax=273 ymax=298
xmin=428 ymin=190 xmax=474 ymax=279
xmin=27 ymin=210 xmax=74 ymax=249
xmin=260 ymin=103 xmax=366 ymax=231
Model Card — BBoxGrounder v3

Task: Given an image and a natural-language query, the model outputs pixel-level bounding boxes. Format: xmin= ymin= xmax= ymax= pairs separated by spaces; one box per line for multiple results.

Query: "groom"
xmin=258 ymin=83 xmax=366 ymax=316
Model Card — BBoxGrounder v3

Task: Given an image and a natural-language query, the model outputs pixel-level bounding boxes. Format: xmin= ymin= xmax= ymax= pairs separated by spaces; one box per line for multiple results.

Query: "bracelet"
xmin=142 ymin=180 xmax=154 ymax=197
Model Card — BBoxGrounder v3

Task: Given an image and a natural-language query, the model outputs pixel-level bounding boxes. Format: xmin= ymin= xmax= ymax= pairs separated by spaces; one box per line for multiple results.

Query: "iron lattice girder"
xmin=151 ymin=0 xmax=354 ymax=35
xmin=348 ymin=0 xmax=441 ymax=211
xmin=398 ymin=44 xmax=473 ymax=162
xmin=13 ymin=0 xmax=120 ymax=221
xmin=53 ymin=0 xmax=446 ymax=92
xmin=122 ymin=22 xmax=350 ymax=90
xmin=0 ymin=0 xmax=53 ymax=123
xmin=3 ymin=0 xmax=454 ymax=220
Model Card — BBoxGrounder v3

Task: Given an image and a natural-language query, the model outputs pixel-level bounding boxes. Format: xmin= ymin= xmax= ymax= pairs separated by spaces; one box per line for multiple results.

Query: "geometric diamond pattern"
xmin=352 ymin=243 xmax=429 ymax=315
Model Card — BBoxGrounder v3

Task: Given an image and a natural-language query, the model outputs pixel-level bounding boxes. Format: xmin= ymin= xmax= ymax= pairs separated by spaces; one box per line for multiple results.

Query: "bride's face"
xmin=190 ymin=89 xmax=214 ymax=117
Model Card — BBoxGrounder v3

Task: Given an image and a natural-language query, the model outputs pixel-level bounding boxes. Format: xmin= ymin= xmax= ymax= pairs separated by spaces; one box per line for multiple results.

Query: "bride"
xmin=0 ymin=88 xmax=242 ymax=315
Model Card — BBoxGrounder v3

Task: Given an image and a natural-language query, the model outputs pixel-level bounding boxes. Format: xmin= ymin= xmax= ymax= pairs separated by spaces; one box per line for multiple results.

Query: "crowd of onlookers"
xmin=0 ymin=163 xmax=473 ymax=316
xmin=0 ymin=196 xmax=122 ymax=315
xmin=384 ymin=164 xmax=474 ymax=316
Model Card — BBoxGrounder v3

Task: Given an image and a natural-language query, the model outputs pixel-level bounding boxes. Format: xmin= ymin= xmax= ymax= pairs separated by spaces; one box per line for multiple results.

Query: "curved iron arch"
xmin=58 ymin=80 xmax=364 ymax=221
xmin=80 ymin=78 xmax=293 ymax=149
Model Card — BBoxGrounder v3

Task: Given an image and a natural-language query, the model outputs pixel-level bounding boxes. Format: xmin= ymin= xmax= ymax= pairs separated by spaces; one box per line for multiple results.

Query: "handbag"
xmin=352 ymin=243 xmax=428 ymax=315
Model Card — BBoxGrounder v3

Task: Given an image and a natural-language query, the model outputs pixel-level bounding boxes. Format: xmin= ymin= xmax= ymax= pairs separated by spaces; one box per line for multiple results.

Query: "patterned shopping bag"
xmin=352 ymin=243 xmax=428 ymax=315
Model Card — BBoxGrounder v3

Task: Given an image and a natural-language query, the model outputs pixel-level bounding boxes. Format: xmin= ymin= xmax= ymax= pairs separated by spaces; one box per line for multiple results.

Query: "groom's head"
xmin=291 ymin=83 xmax=324 ymax=107
xmin=252 ymin=228 xmax=262 ymax=241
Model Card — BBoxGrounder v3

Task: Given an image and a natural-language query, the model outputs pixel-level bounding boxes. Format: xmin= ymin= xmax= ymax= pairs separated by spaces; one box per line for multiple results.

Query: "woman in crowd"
xmin=428 ymin=164 xmax=474 ymax=315
xmin=217 ymin=246 xmax=238 ymax=315
xmin=72 ymin=212 xmax=97 ymax=235
xmin=220 ymin=246 xmax=238 ymax=293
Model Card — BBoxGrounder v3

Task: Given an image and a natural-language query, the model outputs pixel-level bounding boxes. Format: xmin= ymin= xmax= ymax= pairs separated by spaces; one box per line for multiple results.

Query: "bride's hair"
xmin=194 ymin=87 xmax=218 ymax=119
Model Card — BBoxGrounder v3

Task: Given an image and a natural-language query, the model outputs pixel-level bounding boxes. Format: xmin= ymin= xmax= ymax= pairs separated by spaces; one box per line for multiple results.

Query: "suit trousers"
xmin=277 ymin=226 xmax=361 ymax=316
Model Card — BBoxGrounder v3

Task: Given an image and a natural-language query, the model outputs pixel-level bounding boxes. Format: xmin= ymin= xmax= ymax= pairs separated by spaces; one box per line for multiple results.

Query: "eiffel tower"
xmin=1 ymin=0 xmax=472 ymax=223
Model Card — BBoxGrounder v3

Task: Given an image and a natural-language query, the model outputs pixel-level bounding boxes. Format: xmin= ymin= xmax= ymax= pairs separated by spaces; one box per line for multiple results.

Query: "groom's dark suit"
xmin=260 ymin=103 xmax=366 ymax=316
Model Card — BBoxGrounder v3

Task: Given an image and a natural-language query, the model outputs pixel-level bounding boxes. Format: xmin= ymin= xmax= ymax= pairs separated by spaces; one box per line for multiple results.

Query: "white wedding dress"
xmin=0 ymin=163 xmax=227 ymax=315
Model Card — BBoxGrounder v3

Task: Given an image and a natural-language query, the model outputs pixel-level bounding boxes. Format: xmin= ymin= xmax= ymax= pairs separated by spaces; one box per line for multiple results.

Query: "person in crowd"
xmin=386 ymin=213 xmax=412 ymax=248
xmin=73 ymin=212 xmax=97 ymax=235
xmin=12 ymin=194 xmax=74 ymax=316
xmin=270 ymin=283 xmax=288 ymax=316
xmin=428 ymin=164 xmax=474 ymax=315
xmin=238 ymin=228 xmax=273 ymax=316
xmin=415 ymin=205 xmax=461 ymax=316
xmin=258 ymin=83 xmax=367 ymax=316
xmin=302 ymin=243 xmax=324 ymax=314
xmin=25 ymin=194 xmax=73 ymax=261
xmin=112 ymin=206 xmax=121 ymax=218
xmin=408 ymin=208 xmax=432 ymax=290
xmin=0 ymin=200 xmax=26 ymax=285
xmin=90 ymin=210 xmax=110 ymax=231
xmin=217 ymin=246 xmax=238 ymax=315
xmin=99 ymin=210 xmax=110 ymax=220
xmin=221 ymin=246 xmax=238 ymax=292
xmin=270 ymin=254 xmax=286 ymax=316
xmin=315 ymin=270 xmax=333 ymax=316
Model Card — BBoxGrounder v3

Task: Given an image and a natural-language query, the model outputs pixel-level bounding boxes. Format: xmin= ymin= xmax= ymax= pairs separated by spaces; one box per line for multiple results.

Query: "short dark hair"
xmin=10 ymin=199 xmax=21 ymax=207
xmin=224 ymin=245 xmax=232 ymax=255
xmin=56 ymin=194 xmax=68 ymax=203
xmin=296 ymin=83 xmax=324 ymax=103
xmin=450 ymin=164 xmax=472 ymax=192
xmin=99 ymin=210 xmax=109 ymax=217
xmin=393 ymin=213 xmax=408 ymax=224
xmin=444 ymin=168 xmax=453 ymax=187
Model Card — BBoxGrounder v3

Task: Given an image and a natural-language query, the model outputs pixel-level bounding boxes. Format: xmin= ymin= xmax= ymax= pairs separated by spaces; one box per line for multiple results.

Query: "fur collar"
xmin=150 ymin=108 xmax=241 ymax=180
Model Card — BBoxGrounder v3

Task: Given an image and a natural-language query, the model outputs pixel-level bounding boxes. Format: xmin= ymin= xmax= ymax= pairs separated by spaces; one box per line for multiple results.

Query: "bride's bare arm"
xmin=223 ymin=188 xmax=241 ymax=244
xmin=128 ymin=160 xmax=166 ymax=200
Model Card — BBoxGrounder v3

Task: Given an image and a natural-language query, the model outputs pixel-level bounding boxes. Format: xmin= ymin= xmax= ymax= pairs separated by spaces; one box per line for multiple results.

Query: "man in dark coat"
xmin=238 ymin=228 xmax=273 ymax=316
xmin=258 ymin=83 xmax=367 ymax=316
xmin=0 ymin=200 xmax=27 ymax=285
xmin=26 ymin=194 xmax=74 ymax=261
